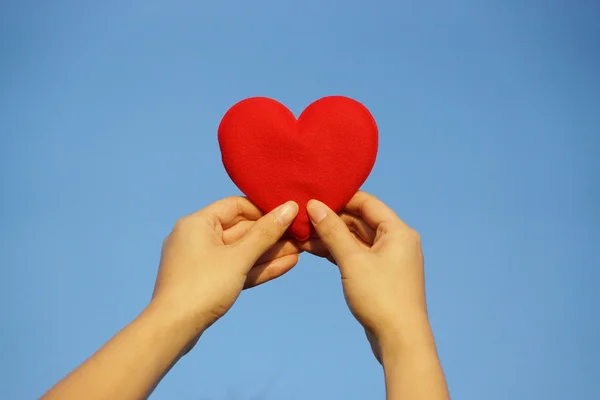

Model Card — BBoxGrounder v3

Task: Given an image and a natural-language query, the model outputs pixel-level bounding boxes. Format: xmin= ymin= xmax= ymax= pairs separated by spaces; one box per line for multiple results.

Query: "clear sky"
xmin=1 ymin=1 xmax=599 ymax=399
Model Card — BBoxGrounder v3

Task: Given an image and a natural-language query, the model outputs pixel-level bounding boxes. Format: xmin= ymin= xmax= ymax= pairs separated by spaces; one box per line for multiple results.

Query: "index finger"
xmin=199 ymin=196 xmax=265 ymax=229
xmin=343 ymin=191 xmax=407 ymax=229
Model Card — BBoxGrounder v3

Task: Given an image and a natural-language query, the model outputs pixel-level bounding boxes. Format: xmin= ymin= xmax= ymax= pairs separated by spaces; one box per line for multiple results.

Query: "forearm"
xmin=379 ymin=313 xmax=450 ymax=400
xmin=41 ymin=302 xmax=200 ymax=400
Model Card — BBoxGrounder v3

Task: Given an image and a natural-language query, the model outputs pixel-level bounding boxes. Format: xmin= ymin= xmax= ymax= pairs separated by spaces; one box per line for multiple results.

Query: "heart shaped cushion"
xmin=218 ymin=96 xmax=378 ymax=241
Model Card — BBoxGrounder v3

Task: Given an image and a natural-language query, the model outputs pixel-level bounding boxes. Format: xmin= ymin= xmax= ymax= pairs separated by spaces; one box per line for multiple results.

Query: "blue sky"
xmin=1 ymin=1 xmax=599 ymax=399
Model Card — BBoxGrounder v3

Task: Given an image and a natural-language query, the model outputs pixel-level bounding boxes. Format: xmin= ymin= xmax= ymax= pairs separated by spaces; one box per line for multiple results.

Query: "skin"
xmin=300 ymin=192 xmax=450 ymax=400
xmin=41 ymin=192 xmax=449 ymax=400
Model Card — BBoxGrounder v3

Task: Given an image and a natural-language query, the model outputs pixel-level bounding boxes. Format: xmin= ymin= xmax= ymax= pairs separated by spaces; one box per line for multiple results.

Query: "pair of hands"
xmin=151 ymin=191 xmax=428 ymax=361
xmin=40 ymin=190 xmax=447 ymax=400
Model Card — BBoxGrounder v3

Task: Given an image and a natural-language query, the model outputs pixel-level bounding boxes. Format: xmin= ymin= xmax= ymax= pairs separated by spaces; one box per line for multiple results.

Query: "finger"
xmin=297 ymin=239 xmax=335 ymax=261
xmin=306 ymin=199 xmax=362 ymax=264
xmin=222 ymin=220 xmax=254 ymax=244
xmin=235 ymin=201 xmax=299 ymax=264
xmin=201 ymin=196 xmax=264 ymax=229
xmin=343 ymin=191 xmax=406 ymax=230
xmin=224 ymin=223 xmax=303 ymax=264
xmin=255 ymin=240 xmax=301 ymax=265
xmin=244 ymin=254 xmax=299 ymax=289
xmin=298 ymin=234 xmax=369 ymax=261
xmin=340 ymin=212 xmax=376 ymax=245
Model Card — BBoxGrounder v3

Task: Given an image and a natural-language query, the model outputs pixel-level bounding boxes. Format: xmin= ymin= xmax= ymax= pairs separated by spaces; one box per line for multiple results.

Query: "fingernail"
xmin=307 ymin=200 xmax=327 ymax=224
xmin=275 ymin=201 xmax=298 ymax=226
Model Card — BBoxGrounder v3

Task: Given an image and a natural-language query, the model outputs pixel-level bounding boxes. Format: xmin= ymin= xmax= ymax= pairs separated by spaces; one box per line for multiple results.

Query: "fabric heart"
xmin=217 ymin=96 xmax=378 ymax=241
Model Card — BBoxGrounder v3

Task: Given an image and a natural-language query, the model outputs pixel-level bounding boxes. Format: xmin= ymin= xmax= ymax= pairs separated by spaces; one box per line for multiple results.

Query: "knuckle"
xmin=256 ymin=221 xmax=279 ymax=241
xmin=407 ymin=227 xmax=420 ymax=241
xmin=319 ymin=221 xmax=343 ymax=241
xmin=173 ymin=215 xmax=197 ymax=233
xmin=221 ymin=195 xmax=240 ymax=204
xmin=227 ymin=195 xmax=245 ymax=210
xmin=399 ymin=226 xmax=421 ymax=246
xmin=215 ymin=196 xmax=244 ymax=213
xmin=173 ymin=216 xmax=189 ymax=231
xmin=367 ymin=193 xmax=380 ymax=202
xmin=360 ymin=191 xmax=378 ymax=205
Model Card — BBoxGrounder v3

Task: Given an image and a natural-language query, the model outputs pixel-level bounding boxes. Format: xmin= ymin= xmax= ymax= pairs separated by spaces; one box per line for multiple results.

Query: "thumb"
xmin=306 ymin=199 xmax=361 ymax=264
xmin=236 ymin=201 xmax=299 ymax=264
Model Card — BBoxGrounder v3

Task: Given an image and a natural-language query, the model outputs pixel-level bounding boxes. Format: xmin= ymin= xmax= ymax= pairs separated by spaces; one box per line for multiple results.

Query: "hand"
xmin=299 ymin=191 xmax=430 ymax=361
xmin=151 ymin=196 xmax=300 ymax=343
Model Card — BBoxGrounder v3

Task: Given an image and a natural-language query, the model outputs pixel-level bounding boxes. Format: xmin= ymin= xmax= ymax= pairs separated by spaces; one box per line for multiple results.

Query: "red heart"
xmin=218 ymin=96 xmax=378 ymax=241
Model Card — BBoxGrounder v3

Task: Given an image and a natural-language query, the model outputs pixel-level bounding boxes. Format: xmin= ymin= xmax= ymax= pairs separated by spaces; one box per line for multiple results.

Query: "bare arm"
xmin=378 ymin=315 xmax=449 ymax=400
xmin=41 ymin=197 xmax=301 ymax=400
xmin=302 ymin=191 xmax=450 ymax=399
xmin=41 ymin=302 xmax=196 ymax=400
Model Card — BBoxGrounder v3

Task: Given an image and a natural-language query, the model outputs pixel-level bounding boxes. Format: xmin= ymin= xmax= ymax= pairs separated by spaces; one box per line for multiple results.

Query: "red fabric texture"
xmin=218 ymin=96 xmax=378 ymax=241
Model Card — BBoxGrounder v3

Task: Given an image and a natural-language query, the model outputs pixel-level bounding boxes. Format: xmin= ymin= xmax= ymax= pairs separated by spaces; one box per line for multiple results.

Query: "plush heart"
xmin=217 ymin=96 xmax=378 ymax=241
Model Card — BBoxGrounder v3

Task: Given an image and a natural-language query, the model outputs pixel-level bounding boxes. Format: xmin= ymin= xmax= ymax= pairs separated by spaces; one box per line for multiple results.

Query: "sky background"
xmin=1 ymin=1 xmax=599 ymax=399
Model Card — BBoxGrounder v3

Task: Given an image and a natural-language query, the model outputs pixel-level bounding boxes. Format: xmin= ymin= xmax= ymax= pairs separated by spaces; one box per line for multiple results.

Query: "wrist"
xmin=376 ymin=311 xmax=450 ymax=400
xmin=376 ymin=310 xmax=439 ymax=365
xmin=144 ymin=299 xmax=208 ymax=350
